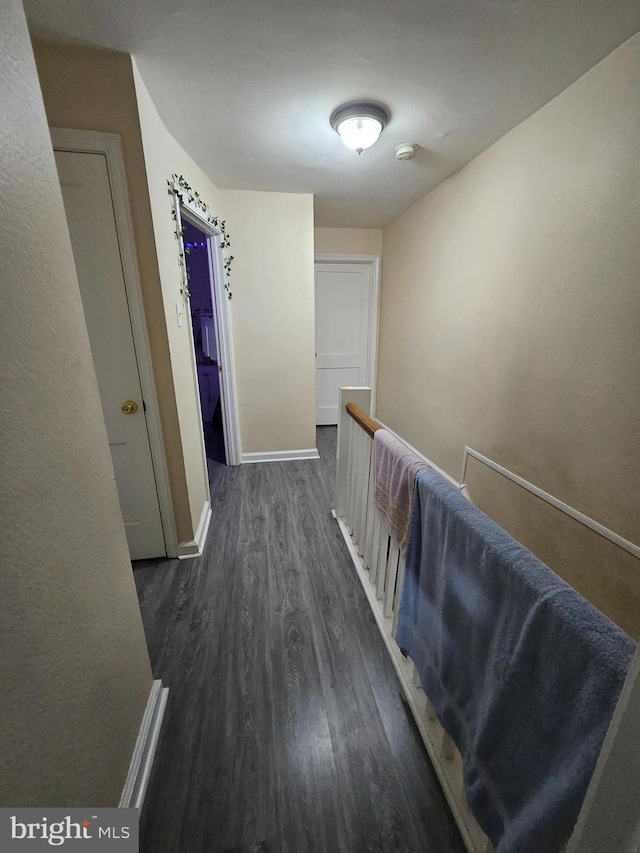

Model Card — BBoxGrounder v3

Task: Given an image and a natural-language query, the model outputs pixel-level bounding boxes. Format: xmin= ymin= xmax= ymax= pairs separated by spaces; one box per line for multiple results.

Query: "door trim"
xmin=174 ymin=191 xmax=242 ymax=467
xmin=314 ymin=253 xmax=381 ymax=416
xmin=51 ymin=128 xmax=179 ymax=557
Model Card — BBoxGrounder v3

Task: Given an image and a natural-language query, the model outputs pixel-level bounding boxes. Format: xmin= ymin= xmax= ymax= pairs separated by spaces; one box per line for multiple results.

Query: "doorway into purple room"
xmin=184 ymin=219 xmax=226 ymax=465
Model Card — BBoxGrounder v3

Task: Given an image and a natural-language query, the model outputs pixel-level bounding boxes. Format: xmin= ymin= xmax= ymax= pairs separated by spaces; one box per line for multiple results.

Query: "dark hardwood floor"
xmin=133 ymin=427 xmax=465 ymax=853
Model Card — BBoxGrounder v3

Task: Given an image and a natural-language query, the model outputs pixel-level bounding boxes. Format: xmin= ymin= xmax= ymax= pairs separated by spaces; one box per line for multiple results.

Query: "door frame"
xmin=314 ymin=253 xmax=381 ymax=416
xmin=51 ymin=128 xmax=179 ymax=557
xmin=173 ymin=192 xmax=242 ymax=467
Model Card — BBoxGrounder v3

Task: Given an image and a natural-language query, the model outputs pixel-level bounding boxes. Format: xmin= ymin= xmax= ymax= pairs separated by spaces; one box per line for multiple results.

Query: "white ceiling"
xmin=25 ymin=0 xmax=640 ymax=228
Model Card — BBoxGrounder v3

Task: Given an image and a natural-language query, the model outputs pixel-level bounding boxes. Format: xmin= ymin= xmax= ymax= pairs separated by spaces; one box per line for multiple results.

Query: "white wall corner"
xmin=177 ymin=500 xmax=212 ymax=559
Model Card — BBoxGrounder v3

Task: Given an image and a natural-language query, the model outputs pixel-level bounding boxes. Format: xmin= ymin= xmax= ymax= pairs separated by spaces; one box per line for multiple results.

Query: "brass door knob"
xmin=121 ymin=400 xmax=139 ymax=415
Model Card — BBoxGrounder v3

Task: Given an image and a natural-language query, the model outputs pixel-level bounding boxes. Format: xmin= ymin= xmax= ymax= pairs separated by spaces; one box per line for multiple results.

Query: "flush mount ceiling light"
xmin=330 ymin=102 xmax=391 ymax=155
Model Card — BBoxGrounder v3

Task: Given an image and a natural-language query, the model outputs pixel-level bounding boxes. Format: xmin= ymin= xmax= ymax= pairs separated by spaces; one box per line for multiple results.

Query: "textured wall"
xmin=314 ymin=227 xmax=382 ymax=256
xmin=222 ymin=190 xmax=316 ymax=454
xmin=464 ymin=458 xmax=640 ymax=639
xmin=377 ymin=34 xmax=640 ymax=570
xmin=0 ymin=0 xmax=152 ymax=806
xmin=132 ymin=61 xmax=219 ymax=533
xmin=32 ymin=40 xmax=194 ymax=547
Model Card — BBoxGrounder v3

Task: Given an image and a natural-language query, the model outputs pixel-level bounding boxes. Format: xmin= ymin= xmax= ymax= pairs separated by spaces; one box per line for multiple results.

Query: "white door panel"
xmin=55 ymin=150 xmax=165 ymax=559
xmin=317 ymin=367 xmax=360 ymax=423
xmin=316 ymin=352 xmax=361 ymax=369
xmin=315 ymin=262 xmax=375 ymax=425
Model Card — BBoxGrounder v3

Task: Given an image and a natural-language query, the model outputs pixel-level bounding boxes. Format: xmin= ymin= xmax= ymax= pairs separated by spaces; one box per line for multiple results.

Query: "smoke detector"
xmin=395 ymin=144 xmax=418 ymax=161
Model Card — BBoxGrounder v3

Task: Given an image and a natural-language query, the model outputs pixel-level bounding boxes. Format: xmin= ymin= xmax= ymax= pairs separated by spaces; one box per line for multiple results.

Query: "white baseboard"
xmin=119 ymin=679 xmax=168 ymax=810
xmin=177 ymin=500 xmax=212 ymax=559
xmin=241 ymin=448 xmax=320 ymax=464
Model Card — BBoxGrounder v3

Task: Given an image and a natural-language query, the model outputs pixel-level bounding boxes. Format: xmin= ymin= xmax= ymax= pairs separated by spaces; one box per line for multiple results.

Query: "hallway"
xmin=134 ymin=428 xmax=465 ymax=852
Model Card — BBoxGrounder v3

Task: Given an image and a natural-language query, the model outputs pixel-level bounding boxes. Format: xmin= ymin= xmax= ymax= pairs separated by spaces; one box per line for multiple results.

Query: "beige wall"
xmin=33 ymin=40 xmax=194 ymax=546
xmin=222 ymin=190 xmax=316 ymax=454
xmin=0 ymin=1 xmax=152 ymax=806
xmin=33 ymin=44 xmax=319 ymax=539
xmin=133 ymin=61 xmax=220 ymax=533
xmin=464 ymin=457 xmax=640 ymax=639
xmin=377 ymin=35 xmax=640 ymax=588
xmin=315 ymin=227 xmax=382 ymax=256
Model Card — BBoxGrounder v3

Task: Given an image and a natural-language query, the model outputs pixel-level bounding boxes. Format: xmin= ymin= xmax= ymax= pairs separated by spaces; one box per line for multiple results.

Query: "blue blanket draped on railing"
xmin=395 ymin=467 xmax=636 ymax=853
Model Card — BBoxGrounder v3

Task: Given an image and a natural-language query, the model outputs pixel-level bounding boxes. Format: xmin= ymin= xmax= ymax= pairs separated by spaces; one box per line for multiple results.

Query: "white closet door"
xmin=315 ymin=261 xmax=374 ymax=425
xmin=55 ymin=150 xmax=165 ymax=559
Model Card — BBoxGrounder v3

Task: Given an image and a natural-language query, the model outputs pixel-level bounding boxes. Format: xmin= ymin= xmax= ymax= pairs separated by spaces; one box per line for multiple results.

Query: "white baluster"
xmin=369 ymin=513 xmax=382 ymax=585
xmin=353 ymin=428 xmax=366 ymax=550
xmin=360 ymin=437 xmax=373 ymax=560
xmin=392 ymin=553 xmax=406 ymax=635
xmin=384 ymin=540 xmax=401 ymax=618
xmin=376 ymin=533 xmax=390 ymax=600
xmin=346 ymin=418 xmax=356 ymax=536
xmin=362 ymin=443 xmax=375 ymax=570
xmin=336 ymin=387 xmax=371 ymax=518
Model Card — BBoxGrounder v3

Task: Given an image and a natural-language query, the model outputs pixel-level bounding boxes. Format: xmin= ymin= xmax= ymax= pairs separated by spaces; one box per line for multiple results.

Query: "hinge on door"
xmin=218 ymin=364 xmax=223 ymax=374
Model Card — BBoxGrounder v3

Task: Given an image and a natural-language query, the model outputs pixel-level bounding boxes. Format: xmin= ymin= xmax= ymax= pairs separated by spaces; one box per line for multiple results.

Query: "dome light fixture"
xmin=330 ymin=102 xmax=391 ymax=155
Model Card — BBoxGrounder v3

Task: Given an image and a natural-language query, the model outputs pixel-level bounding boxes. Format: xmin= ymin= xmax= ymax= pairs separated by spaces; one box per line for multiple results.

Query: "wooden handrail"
xmin=346 ymin=402 xmax=383 ymax=439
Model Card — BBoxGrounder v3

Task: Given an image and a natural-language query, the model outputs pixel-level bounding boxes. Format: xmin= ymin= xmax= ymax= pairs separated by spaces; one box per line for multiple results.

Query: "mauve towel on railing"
xmin=395 ymin=467 xmax=636 ymax=853
xmin=373 ymin=429 xmax=428 ymax=550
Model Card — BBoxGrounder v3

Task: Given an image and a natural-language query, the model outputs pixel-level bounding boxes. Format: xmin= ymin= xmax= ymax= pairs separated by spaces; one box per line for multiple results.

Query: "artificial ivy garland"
xmin=167 ymin=174 xmax=233 ymax=300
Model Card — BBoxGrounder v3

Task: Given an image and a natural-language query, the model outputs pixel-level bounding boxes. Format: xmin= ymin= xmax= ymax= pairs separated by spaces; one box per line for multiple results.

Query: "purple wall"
xmin=183 ymin=220 xmax=212 ymax=313
xmin=184 ymin=220 xmax=223 ymax=459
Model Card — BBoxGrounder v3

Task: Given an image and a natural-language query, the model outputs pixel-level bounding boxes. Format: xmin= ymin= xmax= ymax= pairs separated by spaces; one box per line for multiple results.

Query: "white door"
xmin=315 ymin=261 xmax=376 ymax=424
xmin=55 ymin=150 xmax=166 ymax=559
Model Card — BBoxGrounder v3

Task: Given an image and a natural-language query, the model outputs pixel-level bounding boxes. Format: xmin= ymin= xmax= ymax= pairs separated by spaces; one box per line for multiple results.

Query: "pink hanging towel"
xmin=373 ymin=428 xmax=428 ymax=551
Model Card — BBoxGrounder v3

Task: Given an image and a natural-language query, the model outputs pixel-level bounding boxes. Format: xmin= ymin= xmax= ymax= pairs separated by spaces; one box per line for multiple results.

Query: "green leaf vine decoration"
xmin=167 ymin=174 xmax=233 ymax=301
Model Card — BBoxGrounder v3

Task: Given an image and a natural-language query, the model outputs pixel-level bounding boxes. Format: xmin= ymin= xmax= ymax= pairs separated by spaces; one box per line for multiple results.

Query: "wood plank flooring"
xmin=133 ymin=427 xmax=465 ymax=853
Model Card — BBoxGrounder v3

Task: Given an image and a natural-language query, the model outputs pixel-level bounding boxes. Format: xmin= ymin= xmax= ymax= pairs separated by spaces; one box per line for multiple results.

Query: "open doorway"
xmin=184 ymin=219 xmax=226 ymax=466
xmin=172 ymin=183 xmax=241 ymax=476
